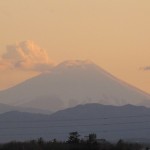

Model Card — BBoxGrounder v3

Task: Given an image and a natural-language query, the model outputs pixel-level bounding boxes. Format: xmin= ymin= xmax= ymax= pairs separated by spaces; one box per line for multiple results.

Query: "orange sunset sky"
xmin=0 ymin=0 xmax=150 ymax=93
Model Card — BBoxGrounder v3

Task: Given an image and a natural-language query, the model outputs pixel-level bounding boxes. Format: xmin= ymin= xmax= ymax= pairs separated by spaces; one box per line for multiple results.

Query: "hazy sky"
xmin=0 ymin=0 xmax=150 ymax=93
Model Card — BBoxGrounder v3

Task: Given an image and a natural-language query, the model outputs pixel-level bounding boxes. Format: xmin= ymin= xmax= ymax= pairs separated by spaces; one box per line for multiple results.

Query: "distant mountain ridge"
xmin=0 ymin=102 xmax=51 ymax=114
xmin=0 ymin=60 xmax=149 ymax=111
xmin=1 ymin=103 xmax=150 ymax=142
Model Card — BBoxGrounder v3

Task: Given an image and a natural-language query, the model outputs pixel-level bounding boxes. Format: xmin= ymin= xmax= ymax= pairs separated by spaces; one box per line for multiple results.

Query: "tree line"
xmin=0 ymin=132 xmax=144 ymax=150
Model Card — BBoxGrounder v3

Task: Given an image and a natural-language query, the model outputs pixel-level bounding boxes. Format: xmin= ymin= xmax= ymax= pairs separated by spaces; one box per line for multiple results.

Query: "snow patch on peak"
xmin=54 ymin=59 xmax=99 ymax=70
xmin=58 ymin=59 xmax=94 ymax=66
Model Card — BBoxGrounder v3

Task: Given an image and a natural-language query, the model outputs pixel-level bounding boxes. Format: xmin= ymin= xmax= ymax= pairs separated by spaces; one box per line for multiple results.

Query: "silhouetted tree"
xmin=67 ymin=131 xmax=80 ymax=144
xmin=37 ymin=137 xmax=44 ymax=145
xmin=87 ymin=133 xmax=97 ymax=144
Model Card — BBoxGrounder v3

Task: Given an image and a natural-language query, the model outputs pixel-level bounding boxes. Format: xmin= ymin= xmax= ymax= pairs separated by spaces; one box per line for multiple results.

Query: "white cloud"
xmin=0 ymin=40 xmax=54 ymax=72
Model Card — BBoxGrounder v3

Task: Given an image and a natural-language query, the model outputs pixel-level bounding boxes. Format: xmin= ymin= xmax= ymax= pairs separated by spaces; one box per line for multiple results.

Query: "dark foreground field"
xmin=0 ymin=137 xmax=144 ymax=150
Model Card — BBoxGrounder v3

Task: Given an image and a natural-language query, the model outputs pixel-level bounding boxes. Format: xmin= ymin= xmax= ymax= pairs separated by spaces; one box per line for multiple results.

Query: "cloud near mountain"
xmin=143 ymin=66 xmax=150 ymax=71
xmin=0 ymin=40 xmax=54 ymax=72
xmin=0 ymin=58 xmax=12 ymax=70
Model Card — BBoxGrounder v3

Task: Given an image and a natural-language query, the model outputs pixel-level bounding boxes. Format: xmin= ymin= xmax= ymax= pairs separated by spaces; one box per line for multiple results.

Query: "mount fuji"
xmin=0 ymin=60 xmax=149 ymax=112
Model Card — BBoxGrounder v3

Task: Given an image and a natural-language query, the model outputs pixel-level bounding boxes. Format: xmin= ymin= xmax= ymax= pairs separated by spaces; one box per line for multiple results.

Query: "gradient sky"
xmin=0 ymin=0 xmax=150 ymax=93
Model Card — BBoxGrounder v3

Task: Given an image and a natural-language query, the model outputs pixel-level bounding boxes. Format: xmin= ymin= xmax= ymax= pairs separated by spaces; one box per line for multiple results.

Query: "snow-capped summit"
xmin=53 ymin=60 xmax=100 ymax=72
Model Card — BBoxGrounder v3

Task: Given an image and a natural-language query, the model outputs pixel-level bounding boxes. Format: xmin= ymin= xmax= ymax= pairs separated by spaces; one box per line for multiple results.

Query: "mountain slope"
xmin=1 ymin=104 xmax=150 ymax=142
xmin=0 ymin=60 xmax=149 ymax=111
